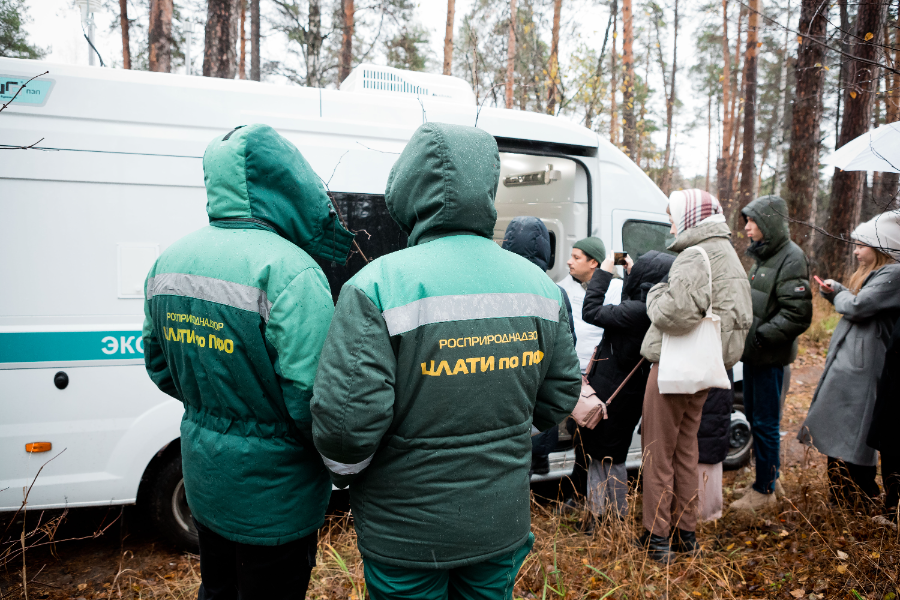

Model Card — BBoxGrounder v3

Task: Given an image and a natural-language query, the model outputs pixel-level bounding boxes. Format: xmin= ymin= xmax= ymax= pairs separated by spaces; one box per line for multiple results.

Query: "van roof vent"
xmin=340 ymin=64 xmax=476 ymax=105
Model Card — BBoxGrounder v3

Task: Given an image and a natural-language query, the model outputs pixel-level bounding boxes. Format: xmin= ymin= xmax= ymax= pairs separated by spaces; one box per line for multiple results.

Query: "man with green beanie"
xmin=143 ymin=124 xmax=354 ymax=599
xmin=311 ymin=122 xmax=581 ymax=599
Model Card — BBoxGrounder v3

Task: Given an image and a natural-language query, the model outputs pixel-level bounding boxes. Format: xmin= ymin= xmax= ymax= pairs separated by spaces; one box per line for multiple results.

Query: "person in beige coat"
xmin=637 ymin=190 xmax=752 ymax=563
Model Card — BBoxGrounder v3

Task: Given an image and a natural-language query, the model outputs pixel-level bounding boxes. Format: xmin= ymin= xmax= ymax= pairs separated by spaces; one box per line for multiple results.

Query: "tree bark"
xmin=547 ymin=0 xmax=562 ymax=114
xmin=149 ymin=0 xmax=173 ymax=72
xmin=772 ymin=0 xmax=791 ymax=196
xmin=737 ymin=0 xmax=759 ymax=223
xmin=307 ymin=0 xmax=322 ymax=87
xmin=239 ymin=0 xmax=246 ymax=79
xmin=443 ymin=0 xmax=455 ymax=76
xmin=822 ymin=0 xmax=887 ymax=280
xmin=610 ymin=2 xmax=618 ymax=146
xmin=204 ymin=0 xmax=239 ymax=78
xmin=250 ymin=0 xmax=260 ymax=81
xmin=716 ymin=0 xmax=733 ymax=209
xmin=506 ymin=0 xmax=517 ymax=109
xmin=706 ymin=93 xmax=712 ymax=192
xmin=880 ymin=19 xmax=900 ymax=210
xmin=118 ymin=0 xmax=131 ymax=69
xmin=835 ymin=0 xmax=849 ymax=148
xmin=660 ymin=0 xmax=678 ymax=195
xmin=784 ymin=0 xmax=828 ymax=257
xmin=621 ymin=0 xmax=636 ymax=159
xmin=339 ymin=0 xmax=354 ymax=86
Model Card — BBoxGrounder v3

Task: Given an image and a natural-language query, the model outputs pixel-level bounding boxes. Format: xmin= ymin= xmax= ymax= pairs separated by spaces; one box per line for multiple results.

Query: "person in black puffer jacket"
xmin=696 ymin=371 xmax=733 ymax=522
xmin=579 ymin=250 xmax=675 ymax=520
xmin=501 ymin=216 xmax=577 ymax=475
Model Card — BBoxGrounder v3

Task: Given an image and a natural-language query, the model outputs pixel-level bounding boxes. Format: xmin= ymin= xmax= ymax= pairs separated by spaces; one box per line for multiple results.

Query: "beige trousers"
xmin=641 ymin=364 xmax=709 ymax=537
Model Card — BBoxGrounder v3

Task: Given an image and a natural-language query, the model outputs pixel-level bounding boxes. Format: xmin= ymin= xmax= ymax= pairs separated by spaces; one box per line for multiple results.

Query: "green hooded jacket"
xmin=310 ymin=123 xmax=581 ymax=569
xmin=142 ymin=124 xmax=354 ymax=545
xmin=741 ymin=195 xmax=812 ymax=366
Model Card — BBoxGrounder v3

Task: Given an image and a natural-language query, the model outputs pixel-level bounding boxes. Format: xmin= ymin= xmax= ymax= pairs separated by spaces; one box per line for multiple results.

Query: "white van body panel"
xmin=0 ymin=58 xmax=668 ymax=511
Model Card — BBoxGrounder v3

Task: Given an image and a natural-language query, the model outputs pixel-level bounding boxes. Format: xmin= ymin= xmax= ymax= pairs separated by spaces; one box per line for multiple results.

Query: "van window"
xmin=315 ymin=193 xmax=407 ymax=303
xmin=622 ymin=220 xmax=674 ymax=260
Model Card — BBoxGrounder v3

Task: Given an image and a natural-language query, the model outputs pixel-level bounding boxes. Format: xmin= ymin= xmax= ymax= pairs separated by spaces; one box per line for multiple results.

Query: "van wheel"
xmin=146 ymin=452 xmax=199 ymax=551
xmin=723 ymin=414 xmax=752 ymax=471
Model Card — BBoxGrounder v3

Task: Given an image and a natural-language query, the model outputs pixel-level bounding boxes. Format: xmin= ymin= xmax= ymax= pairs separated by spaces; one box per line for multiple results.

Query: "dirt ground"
xmin=2 ymin=341 xmax=898 ymax=599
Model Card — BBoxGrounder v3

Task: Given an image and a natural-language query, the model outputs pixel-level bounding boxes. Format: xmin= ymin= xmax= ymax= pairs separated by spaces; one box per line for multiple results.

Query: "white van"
xmin=0 ymin=58 xmax=679 ymax=546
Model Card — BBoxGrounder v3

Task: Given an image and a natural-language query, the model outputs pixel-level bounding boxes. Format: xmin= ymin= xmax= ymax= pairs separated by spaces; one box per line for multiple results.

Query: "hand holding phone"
xmin=814 ymin=275 xmax=833 ymax=293
xmin=614 ymin=252 xmax=628 ymax=266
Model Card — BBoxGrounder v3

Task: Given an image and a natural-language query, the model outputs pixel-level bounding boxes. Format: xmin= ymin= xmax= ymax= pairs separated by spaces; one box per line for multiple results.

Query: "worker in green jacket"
xmin=143 ymin=124 xmax=354 ymax=599
xmin=731 ymin=195 xmax=812 ymax=513
xmin=311 ymin=123 xmax=581 ymax=599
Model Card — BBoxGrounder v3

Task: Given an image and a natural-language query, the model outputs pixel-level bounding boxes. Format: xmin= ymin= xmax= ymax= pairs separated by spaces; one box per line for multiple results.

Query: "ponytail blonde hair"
xmin=847 ymin=247 xmax=892 ymax=294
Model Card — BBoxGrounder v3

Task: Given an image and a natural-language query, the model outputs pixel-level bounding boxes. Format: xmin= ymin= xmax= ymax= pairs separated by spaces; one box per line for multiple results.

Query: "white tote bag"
xmin=657 ymin=246 xmax=731 ymax=395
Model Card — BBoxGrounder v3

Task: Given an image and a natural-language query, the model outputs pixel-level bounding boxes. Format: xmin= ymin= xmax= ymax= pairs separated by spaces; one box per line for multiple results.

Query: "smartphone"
xmin=614 ymin=252 xmax=628 ymax=266
xmin=814 ymin=275 xmax=833 ymax=292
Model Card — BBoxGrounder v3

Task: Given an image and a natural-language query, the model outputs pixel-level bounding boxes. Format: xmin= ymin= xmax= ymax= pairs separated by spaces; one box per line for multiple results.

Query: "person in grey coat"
xmin=799 ymin=212 xmax=900 ymax=506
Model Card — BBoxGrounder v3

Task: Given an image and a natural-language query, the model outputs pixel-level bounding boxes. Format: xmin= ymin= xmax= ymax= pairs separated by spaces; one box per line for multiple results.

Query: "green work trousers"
xmin=363 ymin=533 xmax=534 ymax=600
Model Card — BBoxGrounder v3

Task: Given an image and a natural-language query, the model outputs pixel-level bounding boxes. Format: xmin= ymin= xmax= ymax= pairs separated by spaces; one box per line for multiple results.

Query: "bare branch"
xmin=0 ymin=71 xmax=49 ymax=114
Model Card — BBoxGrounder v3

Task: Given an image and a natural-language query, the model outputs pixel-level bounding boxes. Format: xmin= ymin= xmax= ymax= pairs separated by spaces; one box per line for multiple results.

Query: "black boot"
xmin=633 ymin=530 xmax=675 ymax=564
xmin=670 ymin=529 xmax=700 ymax=555
xmin=530 ymin=454 xmax=550 ymax=475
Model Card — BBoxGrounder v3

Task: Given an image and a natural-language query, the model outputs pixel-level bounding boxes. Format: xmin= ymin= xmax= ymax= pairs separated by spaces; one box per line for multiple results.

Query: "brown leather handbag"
xmin=571 ymin=348 xmax=645 ymax=430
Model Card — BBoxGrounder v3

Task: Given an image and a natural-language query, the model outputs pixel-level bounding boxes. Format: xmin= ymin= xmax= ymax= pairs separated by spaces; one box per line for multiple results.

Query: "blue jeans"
xmin=742 ymin=363 xmax=783 ymax=495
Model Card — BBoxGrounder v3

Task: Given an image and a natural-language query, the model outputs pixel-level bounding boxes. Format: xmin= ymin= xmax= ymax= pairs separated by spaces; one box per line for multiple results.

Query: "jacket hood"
xmin=501 ymin=216 xmax=551 ymax=270
xmin=203 ymin=124 xmax=355 ymax=263
xmin=668 ymin=219 xmax=732 ymax=253
xmin=623 ymin=250 xmax=675 ymax=301
xmin=385 ymin=123 xmax=500 ymax=247
xmin=742 ymin=195 xmax=790 ymax=260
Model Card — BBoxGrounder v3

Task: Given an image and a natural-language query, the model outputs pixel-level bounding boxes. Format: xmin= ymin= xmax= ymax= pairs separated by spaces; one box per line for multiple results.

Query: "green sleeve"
xmin=311 ymin=284 xmax=397 ymax=488
xmin=142 ymin=275 xmax=181 ymax=401
xmin=265 ymin=267 xmax=334 ymax=442
xmin=756 ymin=254 xmax=812 ymax=346
xmin=646 ymin=249 xmax=709 ymax=336
xmin=532 ymin=301 xmax=581 ymax=432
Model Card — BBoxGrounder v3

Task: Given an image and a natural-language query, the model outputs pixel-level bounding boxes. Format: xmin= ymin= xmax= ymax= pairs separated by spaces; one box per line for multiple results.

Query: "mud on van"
xmin=0 ymin=58 xmax=690 ymax=547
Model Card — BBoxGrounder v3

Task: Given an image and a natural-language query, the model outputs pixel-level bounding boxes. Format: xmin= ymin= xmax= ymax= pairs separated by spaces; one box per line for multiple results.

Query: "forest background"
xmin=4 ymin=0 xmax=900 ymax=279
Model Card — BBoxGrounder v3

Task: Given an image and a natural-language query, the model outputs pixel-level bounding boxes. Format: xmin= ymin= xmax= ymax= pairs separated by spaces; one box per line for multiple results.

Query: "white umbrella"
xmin=821 ymin=121 xmax=900 ymax=173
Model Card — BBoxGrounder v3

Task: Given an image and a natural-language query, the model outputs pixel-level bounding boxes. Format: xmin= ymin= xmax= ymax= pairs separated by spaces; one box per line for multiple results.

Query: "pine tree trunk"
xmin=660 ymin=0 xmax=678 ymax=195
xmin=772 ymin=0 xmax=791 ymax=196
xmin=621 ymin=0 xmax=636 ymax=159
xmin=610 ymin=3 xmax=618 ymax=146
xmin=443 ymin=0 xmax=455 ymax=76
xmin=716 ymin=0 xmax=733 ymax=209
xmin=238 ymin=0 xmax=246 ymax=79
xmin=881 ymin=21 xmax=900 ymax=210
xmin=506 ymin=0 xmax=517 ymax=109
xmin=547 ymin=0 xmax=562 ymax=114
xmin=119 ymin=0 xmax=131 ymax=69
xmin=706 ymin=93 xmax=712 ymax=192
xmin=737 ymin=0 xmax=759 ymax=224
xmin=307 ymin=0 xmax=322 ymax=87
xmin=204 ymin=0 xmax=239 ymax=78
xmin=784 ymin=0 xmax=828 ymax=256
xmin=250 ymin=0 xmax=260 ymax=80
xmin=822 ymin=0 xmax=887 ymax=280
xmin=149 ymin=0 xmax=173 ymax=72
xmin=339 ymin=0 xmax=354 ymax=85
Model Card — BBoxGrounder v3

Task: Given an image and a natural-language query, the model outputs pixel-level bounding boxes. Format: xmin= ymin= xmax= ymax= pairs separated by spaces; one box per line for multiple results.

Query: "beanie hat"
xmin=573 ymin=237 xmax=606 ymax=263
xmin=668 ymin=189 xmax=724 ymax=235
xmin=852 ymin=211 xmax=900 ymax=261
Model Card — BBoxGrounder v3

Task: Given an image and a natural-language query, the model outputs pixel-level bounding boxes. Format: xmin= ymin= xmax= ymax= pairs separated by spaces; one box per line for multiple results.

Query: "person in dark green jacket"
xmin=311 ymin=123 xmax=581 ymax=599
xmin=731 ymin=195 xmax=811 ymax=513
xmin=143 ymin=124 xmax=354 ymax=599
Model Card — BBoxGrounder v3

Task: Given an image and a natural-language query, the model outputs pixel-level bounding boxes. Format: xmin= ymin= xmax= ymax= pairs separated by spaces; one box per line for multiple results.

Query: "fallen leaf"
xmin=871 ymin=552 xmax=880 ymax=559
xmin=77 ymin=584 xmax=88 ymax=591
xmin=780 ymin=529 xmax=790 ymax=537
xmin=726 ymin=543 xmax=735 ymax=550
xmin=692 ymin=593 xmax=702 ymax=597
xmin=836 ymin=564 xmax=848 ymax=574
xmin=790 ymin=590 xmax=806 ymax=598
xmin=865 ymin=32 xmax=874 ymax=41
xmin=836 ymin=550 xmax=848 ymax=560
xmin=756 ymin=533 xmax=768 ymax=541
